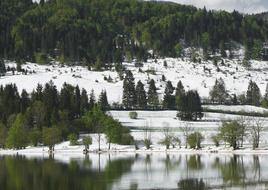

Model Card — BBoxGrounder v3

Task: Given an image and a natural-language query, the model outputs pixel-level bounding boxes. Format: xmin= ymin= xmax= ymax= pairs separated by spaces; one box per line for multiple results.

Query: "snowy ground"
xmin=1 ymin=57 xmax=268 ymax=103
xmin=1 ymin=58 xmax=268 ymax=155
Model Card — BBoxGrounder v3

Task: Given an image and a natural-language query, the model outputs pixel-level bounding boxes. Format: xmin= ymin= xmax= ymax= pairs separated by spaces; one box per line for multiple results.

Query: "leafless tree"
xmin=180 ymin=122 xmax=193 ymax=148
xmin=143 ymin=121 xmax=152 ymax=149
xmin=249 ymin=117 xmax=265 ymax=149
xmin=238 ymin=116 xmax=248 ymax=147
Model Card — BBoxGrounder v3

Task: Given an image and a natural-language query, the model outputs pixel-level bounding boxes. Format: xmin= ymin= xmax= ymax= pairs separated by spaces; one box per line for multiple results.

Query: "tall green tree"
xmin=147 ymin=79 xmax=159 ymax=109
xmin=122 ymin=70 xmax=136 ymax=109
xmin=246 ymin=80 xmax=261 ymax=106
xmin=135 ymin=80 xmax=147 ymax=109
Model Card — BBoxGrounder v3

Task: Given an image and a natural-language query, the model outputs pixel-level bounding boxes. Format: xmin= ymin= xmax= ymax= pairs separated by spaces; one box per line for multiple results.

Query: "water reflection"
xmin=0 ymin=153 xmax=268 ymax=190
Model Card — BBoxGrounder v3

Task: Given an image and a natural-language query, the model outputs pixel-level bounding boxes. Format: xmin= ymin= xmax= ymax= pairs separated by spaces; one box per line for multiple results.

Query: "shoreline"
xmin=2 ymin=146 xmax=268 ymax=157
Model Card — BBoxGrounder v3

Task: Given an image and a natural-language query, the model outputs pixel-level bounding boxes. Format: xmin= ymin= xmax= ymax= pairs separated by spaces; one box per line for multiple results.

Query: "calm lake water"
xmin=0 ymin=153 xmax=268 ymax=190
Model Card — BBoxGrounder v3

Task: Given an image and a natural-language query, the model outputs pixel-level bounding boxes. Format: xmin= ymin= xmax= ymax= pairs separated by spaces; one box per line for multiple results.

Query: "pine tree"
xmin=163 ymin=81 xmax=175 ymax=109
xmin=246 ymin=80 xmax=261 ymax=106
xmin=20 ymin=89 xmax=30 ymax=113
xmin=122 ymin=70 xmax=136 ymax=109
xmin=89 ymin=90 xmax=96 ymax=109
xmin=98 ymin=90 xmax=109 ymax=111
xmin=74 ymin=85 xmax=81 ymax=118
xmin=175 ymin=81 xmax=185 ymax=108
xmin=32 ymin=83 xmax=43 ymax=102
xmin=147 ymin=79 xmax=159 ymax=109
xmin=177 ymin=90 xmax=203 ymax=121
xmin=80 ymin=88 xmax=89 ymax=114
xmin=0 ymin=59 xmax=6 ymax=76
xmin=136 ymin=80 xmax=147 ymax=109
xmin=209 ymin=78 xmax=228 ymax=104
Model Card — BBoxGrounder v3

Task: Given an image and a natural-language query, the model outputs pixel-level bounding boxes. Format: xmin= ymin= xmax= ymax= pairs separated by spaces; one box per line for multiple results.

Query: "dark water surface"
xmin=0 ymin=153 xmax=268 ymax=190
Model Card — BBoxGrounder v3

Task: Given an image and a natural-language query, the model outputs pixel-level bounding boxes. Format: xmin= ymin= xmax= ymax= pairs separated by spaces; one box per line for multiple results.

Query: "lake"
xmin=0 ymin=153 xmax=268 ymax=190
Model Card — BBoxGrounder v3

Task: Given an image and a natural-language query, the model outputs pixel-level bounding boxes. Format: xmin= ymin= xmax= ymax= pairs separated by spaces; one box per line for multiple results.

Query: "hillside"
xmin=1 ymin=55 xmax=268 ymax=104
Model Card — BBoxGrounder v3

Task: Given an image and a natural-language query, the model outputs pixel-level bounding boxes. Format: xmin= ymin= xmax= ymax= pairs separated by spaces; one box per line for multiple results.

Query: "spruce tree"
xmin=147 ymin=79 xmax=159 ymax=109
xmin=89 ymin=90 xmax=96 ymax=109
xmin=122 ymin=70 xmax=136 ymax=109
xmin=136 ymin=80 xmax=147 ymax=109
xmin=246 ymin=80 xmax=261 ymax=106
xmin=177 ymin=90 xmax=203 ymax=121
xmin=80 ymin=88 xmax=89 ymax=114
xmin=74 ymin=85 xmax=81 ymax=118
xmin=0 ymin=59 xmax=6 ymax=76
xmin=175 ymin=81 xmax=185 ymax=108
xmin=98 ymin=90 xmax=109 ymax=111
xmin=20 ymin=89 xmax=30 ymax=113
xmin=209 ymin=78 xmax=228 ymax=104
xmin=163 ymin=81 xmax=175 ymax=109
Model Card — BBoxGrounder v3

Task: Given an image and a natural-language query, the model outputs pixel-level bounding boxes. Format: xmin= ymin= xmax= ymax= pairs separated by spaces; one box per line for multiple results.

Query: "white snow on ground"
xmin=2 ymin=57 xmax=268 ymax=103
xmin=203 ymin=105 xmax=268 ymax=113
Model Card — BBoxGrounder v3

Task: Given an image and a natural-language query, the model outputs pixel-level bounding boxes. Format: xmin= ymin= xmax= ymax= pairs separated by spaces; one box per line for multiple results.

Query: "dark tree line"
xmin=0 ymin=82 xmax=135 ymax=149
xmin=1 ymin=0 xmax=268 ymax=65
xmin=122 ymin=70 xmax=203 ymax=120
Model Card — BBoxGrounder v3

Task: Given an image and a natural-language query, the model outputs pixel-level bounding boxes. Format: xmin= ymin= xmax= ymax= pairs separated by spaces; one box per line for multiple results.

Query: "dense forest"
xmin=1 ymin=0 xmax=268 ymax=67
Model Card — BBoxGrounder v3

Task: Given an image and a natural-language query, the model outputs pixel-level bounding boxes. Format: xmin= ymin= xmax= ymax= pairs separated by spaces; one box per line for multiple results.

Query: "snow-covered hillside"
xmin=1 ymin=58 xmax=268 ymax=103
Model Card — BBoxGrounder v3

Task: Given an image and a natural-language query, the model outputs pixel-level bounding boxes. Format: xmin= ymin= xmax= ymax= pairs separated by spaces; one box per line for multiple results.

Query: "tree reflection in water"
xmin=0 ymin=155 xmax=134 ymax=190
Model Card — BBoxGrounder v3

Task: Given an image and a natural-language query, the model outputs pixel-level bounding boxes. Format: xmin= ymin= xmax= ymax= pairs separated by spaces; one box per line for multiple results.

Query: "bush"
xmin=144 ymin=139 xmax=152 ymax=149
xmin=187 ymin=132 xmax=204 ymax=149
xmin=211 ymin=135 xmax=220 ymax=147
xmin=34 ymin=52 xmax=50 ymax=65
xmin=159 ymin=136 xmax=172 ymax=149
xmin=82 ymin=136 xmax=92 ymax=153
xmin=68 ymin=133 xmax=78 ymax=146
xmin=129 ymin=111 xmax=138 ymax=119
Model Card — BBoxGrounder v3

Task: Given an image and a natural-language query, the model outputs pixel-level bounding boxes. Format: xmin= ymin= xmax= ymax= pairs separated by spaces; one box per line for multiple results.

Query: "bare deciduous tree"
xmin=180 ymin=122 xmax=193 ymax=148
xmin=250 ymin=118 xmax=264 ymax=149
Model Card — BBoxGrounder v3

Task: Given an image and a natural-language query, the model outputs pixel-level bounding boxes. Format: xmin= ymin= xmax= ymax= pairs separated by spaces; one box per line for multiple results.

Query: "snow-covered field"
xmin=1 ymin=57 xmax=268 ymax=103
xmin=2 ymin=58 xmax=268 ymax=155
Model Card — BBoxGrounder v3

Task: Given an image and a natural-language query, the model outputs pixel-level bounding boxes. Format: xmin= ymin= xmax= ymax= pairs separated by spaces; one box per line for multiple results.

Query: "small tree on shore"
xmin=42 ymin=127 xmax=61 ymax=152
xmin=82 ymin=136 xmax=92 ymax=153
xmin=180 ymin=122 xmax=193 ymax=148
xmin=187 ymin=132 xmax=204 ymax=149
xmin=219 ymin=121 xmax=243 ymax=150
xmin=159 ymin=126 xmax=172 ymax=149
xmin=249 ymin=118 xmax=264 ymax=149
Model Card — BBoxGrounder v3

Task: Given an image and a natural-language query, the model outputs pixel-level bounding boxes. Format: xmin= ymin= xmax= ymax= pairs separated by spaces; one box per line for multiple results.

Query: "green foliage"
xmin=147 ymin=79 xmax=159 ymax=109
xmin=209 ymin=78 xmax=228 ymax=104
xmin=144 ymin=139 xmax=152 ymax=150
xmin=0 ymin=122 xmax=7 ymax=148
xmin=246 ymin=80 xmax=261 ymax=106
xmin=122 ymin=70 xmax=136 ymax=109
xmin=219 ymin=121 xmax=243 ymax=149
xmin=6 ymin=114 xmax=28 ymax=149
xmin=159 ymin=136 xmax=172 ymax=149
xmin=29 ymin=128 xmax=42 ymax=147
xmin=42 ymin=127 xmax=62 ymax=151
xmin=187 ymin=132 xmax=204 ymax=149
xmin=68 ymin=133 xmax=78 ymax=146
xmin=211 ymin=135 xmax=220 ymax=147
xmin=82 ymin=136 xmax=92 ymax=152
xmin=129 ymin=111 xmax=138 ymax=119
xmin=34 ymin=52 xmax=50 ymax=65
xmin=177 ymin=90 xmax=203 ymax=121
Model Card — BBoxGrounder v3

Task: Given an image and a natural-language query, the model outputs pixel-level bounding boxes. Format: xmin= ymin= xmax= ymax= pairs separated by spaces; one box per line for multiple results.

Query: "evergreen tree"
xmin=122 ymin=70 xmax=136 ymax=109
xmin=175 ymin=81 xmax=185 ymax=108
xmin=20 ymin=89 xmax=30 ymax=113
xmin=32 ymin=83 xmax=43 ymax=102
xmin=89 ymin=90 xmax=96 ymax=110
xmin=177 ymin=90 xmax=203 ymax=121
xmin=74 ymin=85 xmax=81 ymax=118
xmin=147 ymin=79 xmax=159 ymax=109
xmin=246 ymin=80 xmax=261 ymax=106
xmin=98 ymin=90 xmax=109 ymax=111
xmin=0 ymin=59 xmax=6 ymax=75
xmin=136 ymin=80 xmax=147 ymax=109
xmin=209 ymin=78 xmax=228 ymax=104
xmin=80 ymin=88 xmax=89 ymax=114
xmin=163 ymin=81 xmax=175 ymax=109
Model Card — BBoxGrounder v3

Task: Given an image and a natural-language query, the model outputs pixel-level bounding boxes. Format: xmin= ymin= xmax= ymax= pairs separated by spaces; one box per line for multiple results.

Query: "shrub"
xmin=129 ymin=111 xmax=138 ymax=119
xmin=82 ymin=136 xmax=92 ymax=153
xmin=68 ymin=133 xmax=78 ymax=146
xmin=34 ymin=52 xmax=50 ymax=65
xmin=159 ymin=136 xmax=172 ymax=149
xmin=211 ymin=135 xmax=220 ymax=147
xmin=144 ymin=139 xmax=152 ymax=149
xmin=187 ymin=132 xmax=204 ymax=149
